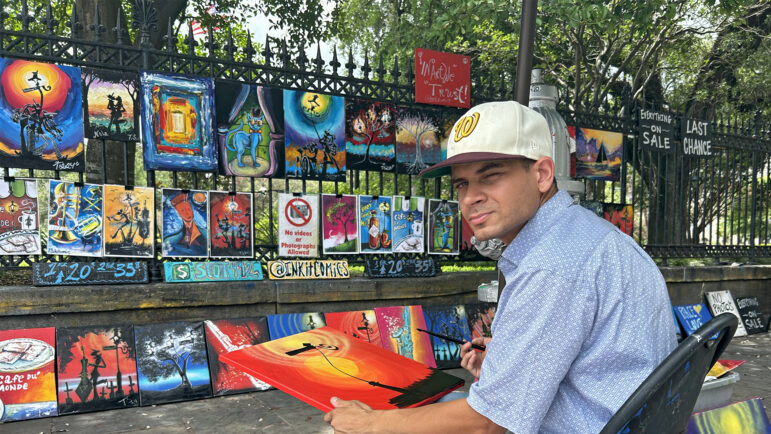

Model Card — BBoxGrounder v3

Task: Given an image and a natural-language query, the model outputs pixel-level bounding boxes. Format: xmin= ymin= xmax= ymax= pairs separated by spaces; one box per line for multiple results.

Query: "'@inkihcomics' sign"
xmin=414 ymin=48 xmax=470 ymax=108
xmin=164 ymin=261 xmax=264 ymax=283
xmin=267 ymin=259 xmax=349 ymax=280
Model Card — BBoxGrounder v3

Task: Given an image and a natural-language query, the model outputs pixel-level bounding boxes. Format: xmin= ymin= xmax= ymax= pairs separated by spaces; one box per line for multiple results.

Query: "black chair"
xmin=600 ymin=312 xmax=738 ymax=434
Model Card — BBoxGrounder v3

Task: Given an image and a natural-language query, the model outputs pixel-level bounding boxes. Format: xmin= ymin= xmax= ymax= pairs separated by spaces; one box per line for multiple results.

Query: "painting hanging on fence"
xmin=0 ymin=178 xmax=40 ymax=255
xmin=204 ymin=318 xmax=272 ymax=396
xmin=267 ymin=312 xmax=327 ymax=340
xmin=465 ymin=302 xmax=497 ymax=339
xmin=284 ymin=90 xmax=346 ymax=181
xmin=0 ymin=327 xmax=57 ymax=422
xmin=56 ymin=325 xmax=139 ymax=415
xmin=161 ymin=188 xmax=209 ymax=258
xmin=278 ymin=193 xmax=320 ymax=257
xmin=358 ymin=195 xmax=392 ymax=254
xmin=392 ymin=196 xmax=424 ymax=253
xmin=82 ymin=68 xmax=139 ymax=142
xmin=134 ymin=322 xmax=212 ymax=406
xmin=345 ymin=99 xmax=396 ymax=172
xmin=47 ymin=180 xmax=103 ymax=257
xmin=603 ymin=203 xmax=633 ymax=236
xmin=460 ymin=216 xmax=478 ymax=257
xmin=575 ymin=128 xmax=622 ymax=181
xmin=579 ymin=200 xmax=604 ymax=217
xmin=422 ymin=305 xmax=472 ymax=369
xmin=428 ymin=199 xmax=459 ymax=255
xmin=103 ymin=185 xmax=154 ymax=258
xmin=215 ymin=82 xmax=284 ymax=177
xmin=395 ymin=108 xmax=445 ymax=175
xmin=220 ymin=327 xmax=464 ymax=412
xmin=321 ymin=194 xmax=358 ymax=254
xmin=0 ymin=58 xmax=85 ymax=172
xmin=209 ymin=191 xmax=253 ymax=258
xmin=139 ymin=72 xmax=217 ymax=171
xmin=374 ymin=306 xmax=436 ymax=368
xmin=324 ymin=310 xmax=382 ymax=347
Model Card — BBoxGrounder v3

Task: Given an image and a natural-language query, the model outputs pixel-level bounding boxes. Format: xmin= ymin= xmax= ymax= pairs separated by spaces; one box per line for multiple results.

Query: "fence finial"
xmin=329 ymin=46 xmax=340 ymax=76
xmin=68 ymin=2 xmax=82 ymax=38
xmin=263 ymin=35 xmax=272 ymax=66
xmin=113 ymin=7 xmax=127 ymax=44
xmin=43 ymin=3 xmax=58 ymax=35
xmin=90 ymin=2 xmax=105 ymax=41
xmin=345 ymin=49 xmax=356 ymax=77
xmin=361 ymin=52 xmax=371 ymax=79
xmin=314 ymin=42 xmax=324 ymax=73
xmin=391 ymin=56 xmax=401 ymax=84
xmin=132 ymin=0 xmax=158 ymax=48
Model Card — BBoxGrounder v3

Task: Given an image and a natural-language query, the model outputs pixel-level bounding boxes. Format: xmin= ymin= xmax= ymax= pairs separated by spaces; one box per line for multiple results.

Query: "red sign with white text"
xmin=414 ymin=48 xmax=471 ymax=108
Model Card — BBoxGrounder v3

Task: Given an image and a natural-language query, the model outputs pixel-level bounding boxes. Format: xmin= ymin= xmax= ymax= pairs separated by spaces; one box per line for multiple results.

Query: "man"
xmin=324 ymin=101 xmax=677 ymax=433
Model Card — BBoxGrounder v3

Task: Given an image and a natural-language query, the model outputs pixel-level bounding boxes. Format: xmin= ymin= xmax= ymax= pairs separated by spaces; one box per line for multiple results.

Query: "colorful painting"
xmin=603 ymin=203 xmax=633 ymax=236
xmin=673 ymin=304 xmax=714 ymax=337
xmin=374 ymin=306 xmax=436 ymax=368
xmin=139 ymin=72 xmax=217 ymax=171
xmin=0 ymin=327 xmax=57 ymax=422
xmin=395 ymin=108 xmax=446 ymax=175
xmin=278 ymin=193 xmax=319 ymax=257
xmin=324 ymin=310 xmax=382 ymax=347
xmin=267 ymin=312 xmax=326 ymax=340
xmin=161 ymin=188 xmax=208 ymax=258
xmin=575 ymin=128 xmax=623 ymax=181
xmin=358 ymin=195 xmax=392 ymax=253
xmin=220 ymin=327 xmax=463 ymax=412
xmin=465 ymin=302 xmax=497 ymax=339
xmin=56 ymin=325 xmax=139 ymax=414
xmin=204 ymin=318 xmax=272 ymax=396
xmin=284 ymin=90 xmax=345 ymax=181
xmin=321 ymin=194 xmax=358 ymax=254
xmin=392 ymin=196 xmax=424 ymax=253
xmin=428 ymin=199 xmax=459 ymax=255
xmin=422 ymin=305 xmax=472 ymax=369
xmin=0 ymin=179 xmax=40 ymax=255
xmin=209 ymin=191 xmax=253 ymax=258
xmin=103 ymin=185 xmax=154 ymax=258
xmin=345 ymin=99 xmax=396 ymax=172
xmin=134 ymin=322 xmax=212 ymax=406
xmin=47 ymin=180 xmax=103 ymax=257
xmin=687 ymin=398 xmax=771 ymax=433
xmin=82 ymin=68 xmax=139 ymax=142
xmin=705 ymin=290 xmax=748 ymax=337
xmin=215 ymin=82 xmax=284 ymax=177
xmin=0 ymin=58 xmax=85 ymax=172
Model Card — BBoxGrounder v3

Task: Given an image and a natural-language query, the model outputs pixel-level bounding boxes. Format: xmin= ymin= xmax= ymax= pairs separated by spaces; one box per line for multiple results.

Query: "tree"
xmin=350 ymin=104 xmax=394 ymax=164
xmin=326 ymin=200 xmax=355 ymax=242
xmin=136 ymin=323 xmax=207 ymax=392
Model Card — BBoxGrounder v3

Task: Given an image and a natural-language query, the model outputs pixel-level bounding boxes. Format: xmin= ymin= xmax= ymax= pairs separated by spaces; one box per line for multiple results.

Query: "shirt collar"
xmin=500 ymin=190 xmax=574 ymax=267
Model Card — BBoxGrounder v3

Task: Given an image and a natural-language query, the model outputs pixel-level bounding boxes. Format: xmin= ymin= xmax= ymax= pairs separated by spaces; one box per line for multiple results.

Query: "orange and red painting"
xmin=220 ymin=327 xmax=463 ymax=412
xmin=0 ymin=327 xmax=57 ymax=422
xmin=374 ymin=306 xmax=436 ymax=368
xmin=204 ymin=318 xmax=272 ymax=396
xmin=324 ymin=310 xmax=382 ymax=347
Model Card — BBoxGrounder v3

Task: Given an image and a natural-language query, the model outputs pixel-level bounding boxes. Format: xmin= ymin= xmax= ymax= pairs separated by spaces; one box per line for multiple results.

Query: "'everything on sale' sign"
xmin=414 ymin=48 xmax=471 ymax=108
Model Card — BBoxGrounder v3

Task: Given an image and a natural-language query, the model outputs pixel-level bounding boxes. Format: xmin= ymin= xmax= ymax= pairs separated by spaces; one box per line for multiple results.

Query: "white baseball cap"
xmin=420 ymin=100 xmax=553 ymax=178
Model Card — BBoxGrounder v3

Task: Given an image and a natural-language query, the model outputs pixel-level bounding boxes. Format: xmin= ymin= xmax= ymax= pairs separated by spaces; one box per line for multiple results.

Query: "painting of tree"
xmin=322 ymin=194 xmax=358 ymax=254
xmin=395 ymin=109 xmax=442 ymax=174
xmin=134 ymin=322 xmax=212 ymax=406
xmin=345 ymin=100 xmax=396 ymax=171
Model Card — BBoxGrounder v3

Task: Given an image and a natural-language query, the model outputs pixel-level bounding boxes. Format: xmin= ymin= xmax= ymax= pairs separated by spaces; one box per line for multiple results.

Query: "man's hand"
xmin=324 ymin=397 xmax=376 ymax=434
xmin=460 ymin=337 xmax=491 ymax=379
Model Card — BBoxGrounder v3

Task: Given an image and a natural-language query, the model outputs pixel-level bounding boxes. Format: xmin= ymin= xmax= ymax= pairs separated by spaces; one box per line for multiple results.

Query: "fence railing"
xmin=0 ymin=0 xmax=768 ymax=277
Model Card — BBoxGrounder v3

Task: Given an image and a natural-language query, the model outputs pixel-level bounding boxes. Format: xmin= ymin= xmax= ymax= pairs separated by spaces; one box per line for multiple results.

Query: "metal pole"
xmin=515 ymin=0 xmax=538 ymax=105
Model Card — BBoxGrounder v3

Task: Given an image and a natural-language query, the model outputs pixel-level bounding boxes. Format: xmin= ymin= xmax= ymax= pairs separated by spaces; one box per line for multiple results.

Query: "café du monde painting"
xmin=140 ymin=72 xmax=217 ymax=171
xmin=392 ymin=196 xmax=424 ymax=253
xmin=0 ymin=178 xmax=40 ymax=255
xmin=575 ymin=127 xmax=623 ymax=181
xmin=345 ymin=99 xmax=396 ymax=172
xmin=215 ymin=82 xmax=284 ymax=177
xmin=82 ymin=68 xmax=139 ymax=142
xmin=103 ymin=185 xmax=154 ymax=258
xmin=47 ymin=180 xmax=103 ymax=257
xmin=161 ymin=189 xmax=209 ymax=258
xmin=284 ymin=90 xmax=346 ymax=181
xmin=0 ymin=58 xmax=85 ymax=171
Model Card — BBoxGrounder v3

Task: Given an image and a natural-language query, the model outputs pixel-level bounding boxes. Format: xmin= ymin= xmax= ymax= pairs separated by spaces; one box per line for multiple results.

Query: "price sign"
xmin=638 ymin=109 xmax=675 ymax=153
xmin=32 ymin=261 xmax=148 ymax=286
xmin=364 ymin=257 xmax=437 ymax=278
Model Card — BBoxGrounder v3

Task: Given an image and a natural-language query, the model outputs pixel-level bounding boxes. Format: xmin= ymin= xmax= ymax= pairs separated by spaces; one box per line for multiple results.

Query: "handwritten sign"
xmin=734 ymin=296 xmax=767 ymax=335
xmin=364 ymin=258 xmax=437 ymax=278
xmin=414 ymin=48 xmax=471 ymax=108
xmin=673 ymin=304 xmax=716 ymax=339
xmin=705 ymin=290 xmax=748 ymax=337
xmin=163 ymin=261 xmax=264 ymax=283
xmin=681 ymin=117 xmax=712 ymax=157
xmin=267 ymin=259 xmax=349 ymax=280
xmin=32 ymin=261 xmax=148 ymax=286
xmin=638 ymin=109 xmax=675 ymax=153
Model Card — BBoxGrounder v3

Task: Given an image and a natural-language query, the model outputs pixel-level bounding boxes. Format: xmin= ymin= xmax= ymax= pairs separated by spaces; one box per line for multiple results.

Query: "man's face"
xmin=451 ymin=159 xmax=541 ymax=245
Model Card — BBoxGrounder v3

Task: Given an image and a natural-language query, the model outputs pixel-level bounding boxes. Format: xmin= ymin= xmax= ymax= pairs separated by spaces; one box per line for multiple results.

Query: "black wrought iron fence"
xmin=0 ymin=0 xmax=768 ymax=276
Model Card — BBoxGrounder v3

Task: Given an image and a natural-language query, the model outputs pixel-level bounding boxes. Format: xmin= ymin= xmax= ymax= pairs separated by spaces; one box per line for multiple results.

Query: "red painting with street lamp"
xmin=414 ymin=48 xmax=471 ymax=108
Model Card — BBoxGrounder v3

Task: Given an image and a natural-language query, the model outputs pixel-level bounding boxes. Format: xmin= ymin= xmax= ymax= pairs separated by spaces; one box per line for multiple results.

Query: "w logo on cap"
xmin=453 ymin=112 xmax=480 ymax=142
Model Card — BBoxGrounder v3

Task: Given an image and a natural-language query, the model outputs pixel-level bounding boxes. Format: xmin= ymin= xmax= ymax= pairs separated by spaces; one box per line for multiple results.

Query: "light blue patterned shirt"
xmin=467 ymin=190 xmax=677 ymax=433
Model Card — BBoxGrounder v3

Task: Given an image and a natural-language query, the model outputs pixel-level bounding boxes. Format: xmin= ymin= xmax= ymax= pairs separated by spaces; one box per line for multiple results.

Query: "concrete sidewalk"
xmin=4 ymin=333 xmax=769 ymax=433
